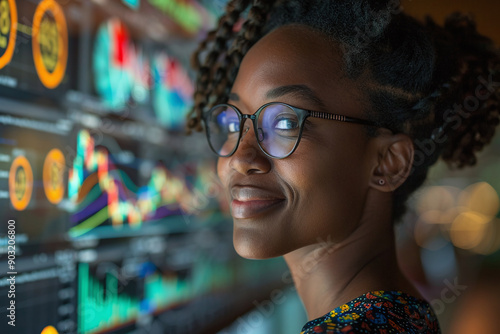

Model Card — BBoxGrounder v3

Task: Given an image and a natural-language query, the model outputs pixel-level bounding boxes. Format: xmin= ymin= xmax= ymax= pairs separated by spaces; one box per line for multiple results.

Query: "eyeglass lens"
xmin=206 ymin=104 xmax=301 ymax=158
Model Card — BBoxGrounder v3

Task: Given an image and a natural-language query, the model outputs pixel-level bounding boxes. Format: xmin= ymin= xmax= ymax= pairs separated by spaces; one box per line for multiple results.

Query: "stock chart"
xmin=0 ymin=1 xmax=287 ymax=333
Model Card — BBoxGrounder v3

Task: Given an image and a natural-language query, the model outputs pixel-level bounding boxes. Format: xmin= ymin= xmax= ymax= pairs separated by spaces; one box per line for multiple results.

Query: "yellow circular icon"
xmin=41 ymin=326 xmax=59 ymax=334
xmin=9 ymin=156 xmax=33 ymax=211
xmin=43 ymin=148 xmax=65 ymax=204
xmin=0 ymin=0 xmax=17 ymax=69
xmin=32 ymin=0 xmax=68 ymax=89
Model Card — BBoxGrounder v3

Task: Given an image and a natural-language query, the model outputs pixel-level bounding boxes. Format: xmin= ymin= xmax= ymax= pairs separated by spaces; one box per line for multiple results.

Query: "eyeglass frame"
xmin=202 ymin=101 xmax=380 ymax=159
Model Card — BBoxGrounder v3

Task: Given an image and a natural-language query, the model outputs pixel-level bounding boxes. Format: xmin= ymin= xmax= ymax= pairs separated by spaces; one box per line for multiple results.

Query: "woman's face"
xmin=217 ymin=24 xmax=378 ymax=259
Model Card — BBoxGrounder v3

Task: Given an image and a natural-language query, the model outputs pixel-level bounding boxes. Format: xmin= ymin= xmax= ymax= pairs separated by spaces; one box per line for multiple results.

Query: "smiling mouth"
xmin=230 ymin=199 xmax=285 ymax=219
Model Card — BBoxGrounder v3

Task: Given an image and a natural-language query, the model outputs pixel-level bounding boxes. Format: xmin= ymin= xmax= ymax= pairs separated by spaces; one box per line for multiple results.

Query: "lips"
xmin=230 ymin=185 xmax=285 ymax=219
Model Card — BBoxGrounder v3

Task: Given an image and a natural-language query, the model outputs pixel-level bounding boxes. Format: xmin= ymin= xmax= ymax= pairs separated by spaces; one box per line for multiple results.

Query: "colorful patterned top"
xmin=300 ymin=290 xmax=441 ymax=334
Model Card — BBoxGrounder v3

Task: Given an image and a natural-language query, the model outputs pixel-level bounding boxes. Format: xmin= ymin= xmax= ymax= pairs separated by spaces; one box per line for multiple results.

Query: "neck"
xmin=283 ymin=189 xmax=420 ymax=321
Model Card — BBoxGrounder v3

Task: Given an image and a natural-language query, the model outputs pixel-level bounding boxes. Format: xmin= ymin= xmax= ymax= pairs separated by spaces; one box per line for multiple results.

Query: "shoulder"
xmin=300 ymin=290 xmax=441 ymax=334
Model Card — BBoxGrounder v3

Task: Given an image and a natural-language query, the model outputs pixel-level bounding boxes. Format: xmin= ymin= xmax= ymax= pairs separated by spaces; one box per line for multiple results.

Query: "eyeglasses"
xmin=203 ymin=102 xmax=378 ymax=159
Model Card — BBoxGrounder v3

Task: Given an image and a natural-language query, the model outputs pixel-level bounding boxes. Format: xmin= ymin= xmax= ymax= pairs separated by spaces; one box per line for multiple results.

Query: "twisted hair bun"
xmin=424 ymin=12 xmax=500 ymax=169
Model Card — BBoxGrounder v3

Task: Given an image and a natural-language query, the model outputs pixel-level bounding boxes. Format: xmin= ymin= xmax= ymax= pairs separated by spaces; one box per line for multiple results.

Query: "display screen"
xmin=0 ymin=1 xmax=287 ymax=333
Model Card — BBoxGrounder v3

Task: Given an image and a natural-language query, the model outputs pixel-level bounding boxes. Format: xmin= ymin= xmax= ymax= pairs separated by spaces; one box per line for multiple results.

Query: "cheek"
xmin=216 ymin=158 xmax=229 ymax=189
xmin=277 ymin=137 xmax=369 ymax=235
xmin=282 ymin=152 xmax=359 ymax=203
xmin=216 ymin=158 xmax=223 ymax=182
xmin=283 ymin=134 xmax=366 ymax=191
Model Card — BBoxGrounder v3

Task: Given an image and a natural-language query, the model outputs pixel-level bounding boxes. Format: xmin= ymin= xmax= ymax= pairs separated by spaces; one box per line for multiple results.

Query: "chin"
xmin=234 ymin=243 xmax=273 ymax=259
xmin=233 ymin=228 xmax=289 ymax=259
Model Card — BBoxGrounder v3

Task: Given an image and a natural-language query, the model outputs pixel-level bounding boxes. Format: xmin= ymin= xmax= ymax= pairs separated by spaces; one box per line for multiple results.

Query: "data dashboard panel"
xmin=0 ymin=1 xmax=288 ymax=333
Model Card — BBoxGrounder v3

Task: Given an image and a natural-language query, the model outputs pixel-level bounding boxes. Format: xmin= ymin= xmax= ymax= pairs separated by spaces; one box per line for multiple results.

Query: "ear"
xmin=370 ymin=130 xmax=414 ymax=192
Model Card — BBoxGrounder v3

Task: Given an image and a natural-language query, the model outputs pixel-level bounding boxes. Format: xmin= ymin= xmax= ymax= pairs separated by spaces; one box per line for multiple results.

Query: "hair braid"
xmin=186 ymin=0 xmax=276 ymax=135
xmin=186 ymin=0 xmax=251 ymax=135
xmin=219 ymin=1 xmax=276 ymax=94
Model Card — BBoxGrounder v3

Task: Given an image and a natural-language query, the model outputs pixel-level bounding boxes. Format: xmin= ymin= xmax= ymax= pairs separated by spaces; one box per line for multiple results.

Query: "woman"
xmin=186 ymin=0 xmax=500 ymax=332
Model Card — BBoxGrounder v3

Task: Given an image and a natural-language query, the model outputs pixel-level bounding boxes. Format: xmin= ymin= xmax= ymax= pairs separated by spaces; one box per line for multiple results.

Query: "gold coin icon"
xmin=43 ymin=148 xmax=65 ymax=204
xmin=41 ymin=325 xmax=59 ymax=334
xmin=9 ymin=156 xmax=33 ymax=211
xmin=0 ymin=0 xmax=17 ymax=69
xmin=32 ymin=0 xmax=68 ymax=89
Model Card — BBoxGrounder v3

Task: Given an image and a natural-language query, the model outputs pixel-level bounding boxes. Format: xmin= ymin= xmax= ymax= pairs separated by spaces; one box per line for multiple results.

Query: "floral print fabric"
xmin=300 ymin=290 xmax=440 ymax=334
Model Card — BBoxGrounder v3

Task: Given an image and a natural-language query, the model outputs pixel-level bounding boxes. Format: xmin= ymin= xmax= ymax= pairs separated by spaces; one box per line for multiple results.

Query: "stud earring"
xmin=378 ymin=179 xmax=385 ymax=185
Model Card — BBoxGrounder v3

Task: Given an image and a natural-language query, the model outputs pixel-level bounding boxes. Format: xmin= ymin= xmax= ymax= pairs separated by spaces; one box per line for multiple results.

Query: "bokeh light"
xmin=415 ymin=182 xmax=500 ymax=254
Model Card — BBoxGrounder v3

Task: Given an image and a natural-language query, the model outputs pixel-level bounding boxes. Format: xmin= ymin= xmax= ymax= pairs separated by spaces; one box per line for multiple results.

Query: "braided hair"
xmin=186 ymin=0 xmax=500 ymax=224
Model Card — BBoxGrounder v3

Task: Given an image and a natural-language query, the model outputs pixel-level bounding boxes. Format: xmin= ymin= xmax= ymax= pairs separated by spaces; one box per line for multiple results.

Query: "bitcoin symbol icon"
xmin=0 ymin=0 xmax=10 ymax=49
xmin=51 ymin=163 xmax=59 ymax=190
xmin=39 ymin=14 xmax=58 ymax=73
xmin=32 ymin=0 xmax=67 ymax=88
xmin=14 ymin=167 xmax=26 ymax=200
xmin=43 ymin=149 xmax=65 ymax=204
xmin=9 ymin=156 xmax=33 ymax=211
xmin=0 ymin=0 xmax=16 ymax=69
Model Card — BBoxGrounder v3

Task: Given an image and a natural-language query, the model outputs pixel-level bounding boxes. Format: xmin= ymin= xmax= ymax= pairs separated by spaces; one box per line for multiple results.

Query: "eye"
xmin=227 ymin=119 xmax=240 ymax=133
xmin=215 ymin=110 xmax=240 ymax=133
xmin=274 ymin=117 xmax=298 ymax=130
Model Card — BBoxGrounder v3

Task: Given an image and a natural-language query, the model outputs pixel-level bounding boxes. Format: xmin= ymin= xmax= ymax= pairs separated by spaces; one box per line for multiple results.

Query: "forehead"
xmin=231 ymin=24 xmax=366 ymax=113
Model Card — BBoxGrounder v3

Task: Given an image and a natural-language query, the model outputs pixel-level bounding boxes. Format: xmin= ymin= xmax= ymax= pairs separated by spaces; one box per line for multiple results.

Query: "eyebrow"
xmin=229 ymin=84 xmax=327 ymax=109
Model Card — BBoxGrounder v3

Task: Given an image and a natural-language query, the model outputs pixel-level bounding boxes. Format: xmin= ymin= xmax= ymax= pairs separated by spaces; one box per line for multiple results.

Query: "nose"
xmin=229 ymin=119 xmax=271 ymax=175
